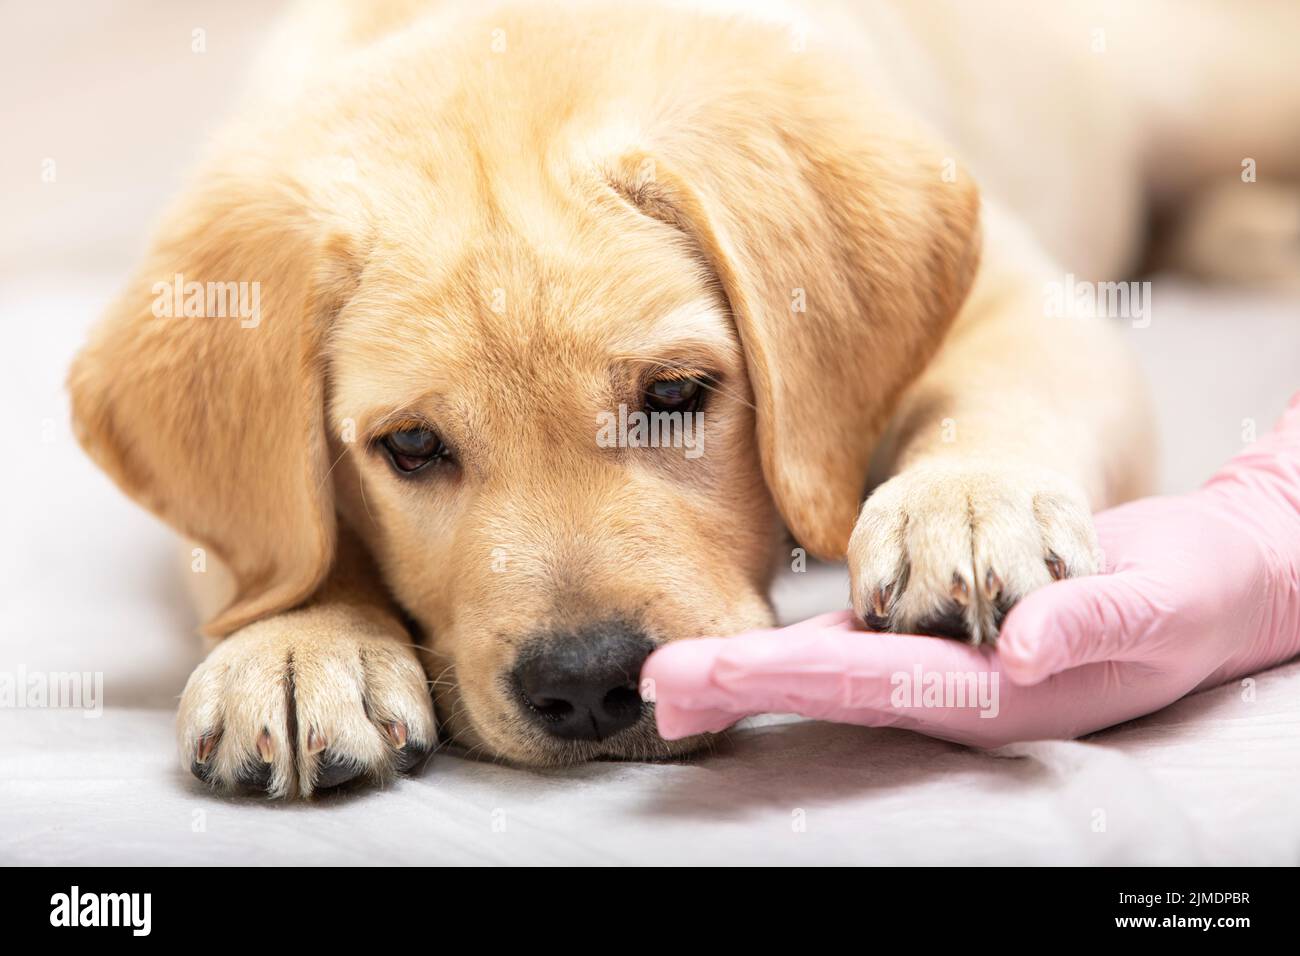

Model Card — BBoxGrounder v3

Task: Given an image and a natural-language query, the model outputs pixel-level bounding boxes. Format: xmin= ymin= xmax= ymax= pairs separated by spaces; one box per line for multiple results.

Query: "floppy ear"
xmin=68 ymin=165 xmax=356 ymax=636
xmin=603 ymin=64 xmax=980 ymax=559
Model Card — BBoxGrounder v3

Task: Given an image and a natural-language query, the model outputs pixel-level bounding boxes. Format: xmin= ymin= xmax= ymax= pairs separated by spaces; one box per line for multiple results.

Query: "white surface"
xmin=2 ymin=272 xmax=1299 ymax=865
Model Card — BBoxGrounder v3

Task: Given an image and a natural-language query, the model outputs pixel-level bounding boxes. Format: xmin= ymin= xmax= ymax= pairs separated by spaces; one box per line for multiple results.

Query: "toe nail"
xmin=984 ymin=569 xmax=1003 ymax=601
xmin=307 ymin=728 xmax=327 ymax=755
xmin=862 ymin=584 xmax=893 ymax=630
xmin=384 ymin=721 xmax=408 ymax=749
xmin=1046 ymin=552 xmax=1067 ymax=580
xmin=871 ymin=584 xmax=892 ymax=618
xmin=950 ymin=573 xmax=971 ymax=607
xmin=256 ymin=728 xmax=274 ymax=764
xmin=190 ymin=733 xmax=218 ymax=783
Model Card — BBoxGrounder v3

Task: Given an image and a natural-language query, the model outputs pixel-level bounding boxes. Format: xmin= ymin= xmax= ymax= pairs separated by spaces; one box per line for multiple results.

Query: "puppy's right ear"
xmin=69 ymin=164 xmax=357 ymax=636
xmin=599 ymin=39 xmax=980 ymax=561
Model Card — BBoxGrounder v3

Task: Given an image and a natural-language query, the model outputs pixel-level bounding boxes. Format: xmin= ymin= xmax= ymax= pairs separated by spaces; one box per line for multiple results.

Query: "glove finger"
xmin=998 ymin=569 xmax=1164 ymax=685
xmin=653 ymin=700 xmax=743 ymax=740
xmin=643 ymin=622 xmax=994 ymax=726
xmin=639 ymin=613 xmax=856 ymax=716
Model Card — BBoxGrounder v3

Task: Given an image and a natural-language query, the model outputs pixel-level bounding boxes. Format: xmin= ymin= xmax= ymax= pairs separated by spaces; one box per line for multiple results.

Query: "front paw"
xmin=178 ymin=607 xmax=436 ymax=798
xmin=847 ymin=461 xmax=1099 ymax=645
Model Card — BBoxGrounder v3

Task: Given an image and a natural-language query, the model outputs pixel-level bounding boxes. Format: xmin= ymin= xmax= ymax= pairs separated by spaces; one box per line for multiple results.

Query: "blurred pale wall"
xmin=0 ymin=0 xmax=288 ymax=280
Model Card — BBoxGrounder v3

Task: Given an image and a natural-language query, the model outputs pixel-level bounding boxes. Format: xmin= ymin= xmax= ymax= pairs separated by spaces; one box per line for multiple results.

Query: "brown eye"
xmin=644 ymin=376 xmax=707 ymax=414
xmin=380 ymin=427 xmax=447 ymax=474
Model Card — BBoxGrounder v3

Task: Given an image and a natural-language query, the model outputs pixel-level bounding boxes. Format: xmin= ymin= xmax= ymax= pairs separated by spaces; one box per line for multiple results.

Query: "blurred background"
xmin=2 ymin=0 xmax=278 ymax=275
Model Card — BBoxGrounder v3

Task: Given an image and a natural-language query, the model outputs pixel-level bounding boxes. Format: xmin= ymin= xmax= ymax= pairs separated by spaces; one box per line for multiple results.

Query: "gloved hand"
xmin=643 ymin=393 xmax=1300 ymax=747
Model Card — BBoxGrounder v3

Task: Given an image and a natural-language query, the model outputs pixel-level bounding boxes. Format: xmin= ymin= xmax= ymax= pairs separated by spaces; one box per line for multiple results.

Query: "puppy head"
xmin=69 ymin=10 xmax=979 ymax=764
xmin=326 ymin=198 xmax=781 ymax=763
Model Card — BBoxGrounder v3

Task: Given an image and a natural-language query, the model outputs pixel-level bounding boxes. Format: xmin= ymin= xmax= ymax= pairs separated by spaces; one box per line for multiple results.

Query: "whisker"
xmin=316 ymin=442 xmax=351 ymax=493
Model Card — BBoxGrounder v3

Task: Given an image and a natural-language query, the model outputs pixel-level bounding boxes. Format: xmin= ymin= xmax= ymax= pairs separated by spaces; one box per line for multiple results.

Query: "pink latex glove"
xmin=643 ymin=393 xmax=1300 ymax=747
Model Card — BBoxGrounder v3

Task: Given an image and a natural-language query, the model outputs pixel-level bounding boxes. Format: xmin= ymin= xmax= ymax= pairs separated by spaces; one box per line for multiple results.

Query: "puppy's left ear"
xmin=604 ymin=48 xmax=981 ymax=559
xmin=68 ymin=159 xmax=358 ymax=636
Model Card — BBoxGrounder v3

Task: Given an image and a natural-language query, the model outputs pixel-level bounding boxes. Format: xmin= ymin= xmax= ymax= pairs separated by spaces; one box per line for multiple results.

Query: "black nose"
xmin=512 ymin=623 xmax=653 ymax=741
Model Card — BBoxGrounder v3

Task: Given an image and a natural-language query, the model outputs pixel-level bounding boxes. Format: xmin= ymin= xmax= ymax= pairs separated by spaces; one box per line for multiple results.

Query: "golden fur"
xmin=68 ymin=0 xmax=1298 ymax=795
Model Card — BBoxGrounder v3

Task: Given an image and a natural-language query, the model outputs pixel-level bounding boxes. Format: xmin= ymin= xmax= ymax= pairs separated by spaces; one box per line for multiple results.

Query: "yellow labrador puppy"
xmin=69 ymin=0 xmax=1297 ymax=796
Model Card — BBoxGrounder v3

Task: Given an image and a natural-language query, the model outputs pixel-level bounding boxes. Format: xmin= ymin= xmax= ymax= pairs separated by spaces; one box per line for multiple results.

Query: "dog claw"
xmin=383 ymin=720 xmax=408 ymax=748
xmin=256 ymin=728 xmax=274 ymax=763
xmin=949 ymin=573 xmax=971 ymax=607
xmin=861 ymin=584 xmax=894 ymax=630
xmin=306 ymin=728 xmax=327 ymax=755
xmin=984 ymin=568 xmax=1003 ymax=602
xmin=1046 ymin=552 xmax=1067 ymax=581
xmin=190 ymin=733 xmax=219 ymax=783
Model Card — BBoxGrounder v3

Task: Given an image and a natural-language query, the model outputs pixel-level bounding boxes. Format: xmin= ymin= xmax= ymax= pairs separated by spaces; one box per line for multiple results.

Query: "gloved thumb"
xmin=997 ymin=569 xmax=1165 ymax=685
